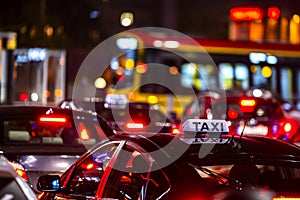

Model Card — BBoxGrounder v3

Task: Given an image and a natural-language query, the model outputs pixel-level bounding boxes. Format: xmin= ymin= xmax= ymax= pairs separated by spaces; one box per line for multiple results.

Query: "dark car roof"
xmin=0 ymin=105 xmax=95 ymax=117
xmin=106 ymin=133 xmax=300 ymax=159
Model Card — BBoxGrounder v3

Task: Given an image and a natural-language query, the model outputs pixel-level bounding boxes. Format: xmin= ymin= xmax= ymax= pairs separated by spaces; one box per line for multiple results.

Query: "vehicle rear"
xmin=0 ymin=106 xmax=112 ymax=192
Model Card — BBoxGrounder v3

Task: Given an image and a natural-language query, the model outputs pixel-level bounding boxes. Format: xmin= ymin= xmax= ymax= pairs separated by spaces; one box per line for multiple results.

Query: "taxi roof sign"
xmin=182 ymin=119 xmax=229 ymax=134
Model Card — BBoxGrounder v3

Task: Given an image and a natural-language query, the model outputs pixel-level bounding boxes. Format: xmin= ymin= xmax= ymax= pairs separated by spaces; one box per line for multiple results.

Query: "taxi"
xmin=37 ymin=119 xmax=300 ymax=200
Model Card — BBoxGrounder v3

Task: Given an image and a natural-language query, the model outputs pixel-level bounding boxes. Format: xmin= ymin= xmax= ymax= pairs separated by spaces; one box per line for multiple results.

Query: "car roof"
xmin=107 ymin=133 xmax=300 ymax=159
xmin=0 ymin=105 xmax=96 ymax=117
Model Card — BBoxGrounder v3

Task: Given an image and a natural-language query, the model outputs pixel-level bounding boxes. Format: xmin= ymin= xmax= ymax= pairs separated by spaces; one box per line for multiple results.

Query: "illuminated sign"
xmin=230 ymin=7 xmax=263 ymax=21
xmin=268 ymin=7 xmax=280 ymax=20
xmin=182 ymin=119 xmax=229 ymax=133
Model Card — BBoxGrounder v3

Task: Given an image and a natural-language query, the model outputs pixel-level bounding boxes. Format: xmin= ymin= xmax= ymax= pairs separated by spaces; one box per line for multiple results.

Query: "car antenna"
xmin=237 ymin=119 xmax=249 ymax=149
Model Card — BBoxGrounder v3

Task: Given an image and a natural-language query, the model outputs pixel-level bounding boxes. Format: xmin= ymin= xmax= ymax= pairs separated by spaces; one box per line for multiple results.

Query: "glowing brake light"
xmin=86 ymin=163 xmax=94 ymax=169
xmin=78 ymin=122 xmax=90 ymax=140
xmin=272 ymin=198 xmax=300 ymax=200
xmin=172 ymin=127 xmax=181 ymax=134
xmin=240 ymin=99 xmax=256 ymax=106
xmin=80 ymin=129 xmax=90 ymax=140
xmin=227 ymin=109 xmax=239 ymax=119
xmin=39 ymin=117 xmax=67 ymax=123
xmin=280 ymin=119 xmax=297 ymax=136
xmin=284 ymin=122 xmax=292 ymax=132
xmin=9 ymin=161 xmax=29 ymax=182
xmin=240 ymin=99 xmax=256 ymax=112
xmin=126 ymin=123 xmax=144 ymax=129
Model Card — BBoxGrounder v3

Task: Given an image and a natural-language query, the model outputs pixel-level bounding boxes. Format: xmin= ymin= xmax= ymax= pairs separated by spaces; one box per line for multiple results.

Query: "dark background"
xmin=1 ymin=0 xmax=299 ymax=49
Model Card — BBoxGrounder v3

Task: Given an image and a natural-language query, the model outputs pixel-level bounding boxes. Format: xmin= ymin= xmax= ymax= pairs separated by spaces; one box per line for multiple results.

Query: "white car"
xmin=0 ymin=155 xmax=36 ymax=200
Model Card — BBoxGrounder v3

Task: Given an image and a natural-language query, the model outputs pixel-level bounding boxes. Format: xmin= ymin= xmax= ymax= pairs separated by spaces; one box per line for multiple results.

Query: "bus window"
xmin=109 ymin=52 xmax=136 ymax=90
xmin=251 ymin=65 xmax=269 ymax=88
xmin=219 ymin=63 xmax=234 ymax=89
xmin=280 ymin=67 xmax=293 ymax=101
xmin=181 ymin=63 xmax=217 ymax=92
xmin=235 ymin=63 xmax=249 ymax=90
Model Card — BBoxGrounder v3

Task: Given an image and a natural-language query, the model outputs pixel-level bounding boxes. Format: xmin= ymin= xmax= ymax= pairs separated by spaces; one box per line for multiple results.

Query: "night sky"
xmin=0 ymin=0 xmax=299 ymax=49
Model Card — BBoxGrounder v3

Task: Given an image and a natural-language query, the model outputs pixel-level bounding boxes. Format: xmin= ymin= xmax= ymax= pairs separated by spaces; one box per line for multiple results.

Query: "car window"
xmin=178 ymin=161 xmax=300 ymax=193
xmin=3 ymin=118 xmax=104 ymax=146
xmin=100 ymin=143 xmax=171 ymax=199
xmin=66 ymin=142 xmax=120 ymax=197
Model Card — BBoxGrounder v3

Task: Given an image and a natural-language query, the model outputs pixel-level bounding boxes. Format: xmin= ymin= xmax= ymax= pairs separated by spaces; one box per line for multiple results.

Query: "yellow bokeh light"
xmin=261 ymin=66 xmax=272 ymax=78
xmin=293 ymin=14 xmax=300 ymax=23
xmin=147 ymin=95 xmax=158 ymax=104
xmin=55 ymin=89 xmax=62 ymax=97
xmin=125 ymin=59 xmax=135 ymax=70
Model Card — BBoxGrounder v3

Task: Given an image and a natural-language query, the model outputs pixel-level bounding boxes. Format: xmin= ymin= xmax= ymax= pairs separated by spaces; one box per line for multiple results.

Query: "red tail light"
xmin=78 ymin=122 xmax=90 ymax=140
xmin=273 ymin=197 xmax=300 ymax=200
xmin=9 ymin=161 xmax=29 ymax=182
xmin=172 ymin=127 xmax=181 ymax=134
xmin=39 ymin=116 xmax=67 ymax=123
xmin=240 ymin=98 xmax=256 ymax=112
xmin=279 ymin=119 xmax=298 ymax=137
xmin=227 ymin=109 xmax=239 ymax=119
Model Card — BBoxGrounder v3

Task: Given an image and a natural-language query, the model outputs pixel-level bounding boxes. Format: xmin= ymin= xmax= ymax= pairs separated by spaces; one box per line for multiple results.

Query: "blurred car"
xmin=182 ymin=89 xmax=300 ymax=143
xmin=0 ymin=154 xmax=36 ymax=200
xmin=0 ymin=105 xmax=114 ymax=192
xmin=59 ymin=96 xmax=180 ymax=134
xmin=37 ymin=118 xmax=300 ymax=200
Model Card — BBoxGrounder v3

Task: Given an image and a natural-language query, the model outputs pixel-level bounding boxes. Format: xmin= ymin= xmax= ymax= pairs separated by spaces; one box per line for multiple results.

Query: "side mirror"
xmin=37 ymin=175 xmax=60 ymax=192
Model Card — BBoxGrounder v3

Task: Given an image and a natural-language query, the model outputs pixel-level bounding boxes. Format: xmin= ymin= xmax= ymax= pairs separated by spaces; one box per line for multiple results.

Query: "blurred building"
xmin=1 ymin=0 xmax=300 ymax=49
xmin=229 ymin=6 xmax=300 ymax=44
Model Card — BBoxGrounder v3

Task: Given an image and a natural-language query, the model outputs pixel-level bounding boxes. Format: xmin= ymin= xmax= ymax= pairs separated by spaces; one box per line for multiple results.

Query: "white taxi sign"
xmin=182 ymin=119 xmax=229 ymax=133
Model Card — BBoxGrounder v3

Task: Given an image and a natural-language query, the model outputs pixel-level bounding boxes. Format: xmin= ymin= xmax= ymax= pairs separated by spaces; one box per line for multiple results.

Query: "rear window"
xmin=3 ymin=118 xmax=104 ymax=146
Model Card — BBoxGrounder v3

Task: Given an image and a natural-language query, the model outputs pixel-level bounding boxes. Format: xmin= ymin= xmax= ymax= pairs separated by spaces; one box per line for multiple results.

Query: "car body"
xmin=0 ymin=105 xmax=114 ymax=192
xmin=37 ymin=119 xmax=300 ymax=200
xmin=59 ymin=97 xmax=180 ymax=134
xmin=182 ymin=89 xmax=300 ymax=142
xmin=0 ymin=154 xmax=37 ymax=200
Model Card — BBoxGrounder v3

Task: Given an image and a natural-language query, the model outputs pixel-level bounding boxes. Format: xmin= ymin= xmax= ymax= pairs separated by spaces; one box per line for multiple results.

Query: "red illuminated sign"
xmin=268 ymin=6 xmax=280 ymax=20
xmin=230 ymin=7 xmax=264 ymax=21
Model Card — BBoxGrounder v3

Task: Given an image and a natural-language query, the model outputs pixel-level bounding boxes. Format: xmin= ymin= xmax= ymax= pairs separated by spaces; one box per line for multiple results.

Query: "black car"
xmin=0 ymin=105 xmax=114 ymax=192
xmin=59 ymin=98 xmax=180 ymax=134
xmin=37 ymin=118 xmax=300 ymax=200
